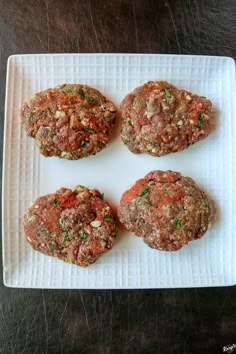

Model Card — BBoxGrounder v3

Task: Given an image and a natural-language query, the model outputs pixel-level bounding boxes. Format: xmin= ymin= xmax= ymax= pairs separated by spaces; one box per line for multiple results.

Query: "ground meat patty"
xmin=24 ymin=186 xmax=117 ymax=267
xmin=21 ymin=84 xmax=116 ymax=159
xmin=118 ymin=170 xmax=212 ymax=251
xmin=120 ymin=81 xmax=212 ymax=156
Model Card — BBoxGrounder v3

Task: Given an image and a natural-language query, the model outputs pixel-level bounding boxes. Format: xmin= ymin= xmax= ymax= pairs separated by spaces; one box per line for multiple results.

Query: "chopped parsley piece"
xmin=140 ymin=100 xmax=147 ymax=108
xmin=144 ymin=136 xmax=151 ymax=141
xmin=207 ymin=204 xmax=211 ymax=215
xmin=147 ymin=244 xmax=154 ymax=249
xmin=51 ymin=198 xmax=58 ymax=205
xmin=99 ymin=193 xmax=104 ymax=200
xmin=50 ymin=134 xmax=56 ymax=138
xmin=201 ymin=96 xmax=207 ymax=99
xmin=136 ymin=184 xmax=149 ymax=203
xmin=85 ymin=97 xmax=93 ymax=104
xmin=165 ymin=88 xmax=171 ymax=98
xmin=143 ymin=202 xmax=152 ymax=209
xmin=29 ymin=112 xmax=34 ymax=120
xmin=141 ymin=225 xmax=146 ymax=230
xmin=49 ymin=243 xmax=55 ymax=251
xmin=81 ymin=200 xmax=86 ymax=205
xmin=81 ymin=140 xmax=87 ymax=148
xmin=79 ymin=89 xmax=85 ymax=99
xmin=83 ymin=127 xmax=95 ymax=133
xmin=61 ymin=90 xmax=75 ymax=95
xmin=176 ymin=220 xmax=182 ymax=230
xmin=127 ymin=119 xmax=133 ymax=125
xmin=45 ymin=232 xmax=51 ymax=237
xmin=79 ymin=232 xmax=88 ymax=240
xmin=124 ymin=140 xmax=129 ymax=145
xmin=197 ymin=112 xmax=203 ymax=128
xmin=62 ymin=231 xmax=69 ymax=237
xmin=59 ymin=218 xmax=63 ymax=227
xmin=104 ymin=216 xmax=114 ymax=222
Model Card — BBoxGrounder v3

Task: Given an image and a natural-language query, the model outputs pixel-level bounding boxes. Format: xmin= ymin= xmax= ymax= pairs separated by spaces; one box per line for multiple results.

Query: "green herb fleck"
xmin=61 ymin=90 xmax=75 ymax=95
xmin=51 ymin=198 xmax=58 ymax=205
xmin=144 ymin=136 xmax=151 ymax=141
xmin=127 ymin=119 xmax=133 ymax=125
xmin=136 ymin=184 xmax=149 ymax=203
xmin=143 ymin=202 xmax=152 ymax=209
xmin=81 ymin=200 xmax=86 ymax=205
xmin=81 ymin=140 xmax=87 ymax=148
xmin=62 ymin=231 xmax=69 ymax=237
xmin=136 ymin=196 xmax=142 ymax=203
xmin=49 ymin=243 xmax=55 ymax=251
xmin=207 ymin=204 xmax=212 ymax=215
xmin=83 ymin=127 xmax=95 ymax=133
xmin=165 ymin=88 xmax=171 ymax=98
xmin=99 ymin=193 xmax=104 ymax=200
xmin=123 ymin=140 xmax=129 ymax=145
xmin=79 ymin=232 xmax=88 ymax=240
xmin=92 ymin=152 xmax=96 ymax=156
xmin=147 ymin=244 xmax=155 ymax=249
xmin=45 ymin=231 xmax=51 ymax=237
xmin=79 ymin=89 xmax=85 ymax=99
xmin=176 ymin=220 xmax=182 ymax=230
xmin=201 ymin=96 xmax=207 ymax=99
xmin=29 ymin=112 xmax=34 ymax=120
xmin=104 ymin=216 xmax=114 ymax=223
xmin=141 ymin=225 xmax=146 ymax=230
xmin=50 ymin=134 xmax=56 ymax=138
xmin=59 ymin=218 xmax=63 ymax=227
xmin=197 ymin=111 xmax=203 ymax=128
xmin=85 ymin=97 xmax=93 ymax=104
xmin=140 ymin=100 xmax=147 ymax=108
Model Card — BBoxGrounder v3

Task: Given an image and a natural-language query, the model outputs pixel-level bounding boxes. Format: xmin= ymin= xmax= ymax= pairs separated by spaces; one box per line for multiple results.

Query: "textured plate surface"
xmin=2 ymin=54 xmax=236 ymax=288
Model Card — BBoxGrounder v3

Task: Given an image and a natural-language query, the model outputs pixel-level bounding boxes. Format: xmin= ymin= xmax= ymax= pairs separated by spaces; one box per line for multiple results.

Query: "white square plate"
xmin=2 ymin=54 xmax=236 ymax=288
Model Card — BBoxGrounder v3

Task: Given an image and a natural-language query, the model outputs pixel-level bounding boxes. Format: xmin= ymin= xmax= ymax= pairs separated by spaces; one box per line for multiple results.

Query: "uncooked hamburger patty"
xmin=21 ymin=84 xmax=116 ymax=159
xmin=118 ymin=170 xmax=212 ymax=251
xmin=24 ymin=186 xmax=117 ymax=267
xmin=120 ymin=81 xmax=212 ymax=156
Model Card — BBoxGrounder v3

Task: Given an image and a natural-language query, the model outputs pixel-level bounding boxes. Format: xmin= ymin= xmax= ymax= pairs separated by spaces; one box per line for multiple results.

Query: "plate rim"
xmin=2 ymin=53 xmax=236 ymax=288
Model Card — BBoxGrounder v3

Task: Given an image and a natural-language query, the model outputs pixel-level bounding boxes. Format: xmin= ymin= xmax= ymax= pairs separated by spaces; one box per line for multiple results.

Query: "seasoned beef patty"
xmin=21 ymin=84 xmax=116 ymax=159
xmin=24 ymin=186 xmax=117 ymax=267
xmin=118 ymin=170 xmax=212 ymax=251
xmin=120 ymin=81 xmax=212 ymax=156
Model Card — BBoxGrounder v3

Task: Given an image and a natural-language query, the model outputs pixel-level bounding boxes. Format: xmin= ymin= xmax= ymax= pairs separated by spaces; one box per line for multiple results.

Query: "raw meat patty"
xmin=21 ymin=84 xmax=116 ymax=159
xmin=120 ymin=81 xmax=212 ymax=156
xmin=118 ymin=170 xmax=212 ymax=251
xmin=24 ymin=185 xmax=117 ymax=267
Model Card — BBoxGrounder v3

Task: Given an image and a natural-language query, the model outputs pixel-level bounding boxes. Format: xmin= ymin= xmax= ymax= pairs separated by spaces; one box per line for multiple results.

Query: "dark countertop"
xmin=0 ymin=1 xmax=236 ymax=353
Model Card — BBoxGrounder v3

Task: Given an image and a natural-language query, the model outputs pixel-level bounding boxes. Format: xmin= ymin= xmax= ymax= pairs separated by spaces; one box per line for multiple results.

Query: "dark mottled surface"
xmin=0 ymin=0 xmax=236 ymax=353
